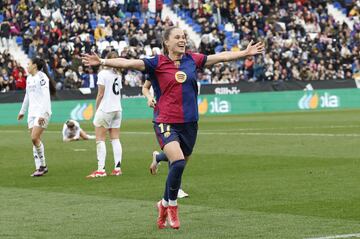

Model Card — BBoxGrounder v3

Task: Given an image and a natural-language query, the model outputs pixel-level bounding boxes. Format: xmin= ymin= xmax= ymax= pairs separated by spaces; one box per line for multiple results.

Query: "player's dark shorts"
xmin=153 ymin=122 xmax=198 ymax=157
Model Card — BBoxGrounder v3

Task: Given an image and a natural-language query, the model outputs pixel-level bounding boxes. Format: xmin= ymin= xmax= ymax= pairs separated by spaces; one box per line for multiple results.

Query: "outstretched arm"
xmin=142 ymin=80 xmax=156 ymax=108
xmin=82 ymin=53 xmax=146 ymax=71
xmin=205 ymin=41 xmax=265 ymax=67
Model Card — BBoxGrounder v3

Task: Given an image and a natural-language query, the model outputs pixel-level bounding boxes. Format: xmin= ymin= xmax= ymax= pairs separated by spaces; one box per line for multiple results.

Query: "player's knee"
xmin=31 ymin=137 xmax=40 ymax=146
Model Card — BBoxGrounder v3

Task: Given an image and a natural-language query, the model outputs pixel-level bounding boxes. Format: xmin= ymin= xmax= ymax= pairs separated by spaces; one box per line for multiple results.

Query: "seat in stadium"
xmin=215 ymin=45 xmax=224 ymax=53
xmin=218 ymin=24 xmax=225 ymax=32
xmin=193 ymin=25 xmax=202 ymax=33
xmin=333 ymin=2 xmax=341 ymax=9
xmin=225 ymin=31 xmax=233 ymax=38
xmin=118 ymin=40 xmax=128 ymax=53
xmin=16 ymin=36 xmax=23 ymax=45
xmin=0 ymin=14 xmax=3 ymax=23
xmin=185 ymin=17 xmax=193 ymax=25
xmin=110 ymin=40 xmax=119 ymax=50
xmin=98 ymin=40 xmax=110 ymax=53
xmin=148 ymin=18 xmax=156 ymax=26
xmin=90 ymin=19 xmax=97 ymax=29
xmin=133 ymin=12 xmax=140 ymax=19
xmin=125 ymin=12 xmax=132 ymax=19
xmin=30 ymin=21 xmax=37 ymax=28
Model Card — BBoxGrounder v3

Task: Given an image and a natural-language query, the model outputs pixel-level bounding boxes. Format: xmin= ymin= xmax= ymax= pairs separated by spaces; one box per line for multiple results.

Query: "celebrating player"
xmin=86 ymin=51 xmax=124 ymax=178
xmin=82 ymin=26 xmax=264 ymax=229
xmin=17 ymin=58 xmax=56 ymax=177
xmin=62 ymin=119 xmax=96 ymax=142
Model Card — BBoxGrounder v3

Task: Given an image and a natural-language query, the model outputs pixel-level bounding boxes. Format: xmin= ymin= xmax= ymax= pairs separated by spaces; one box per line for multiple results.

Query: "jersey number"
xmin=112 ymin=78 xmax=120 ymax=95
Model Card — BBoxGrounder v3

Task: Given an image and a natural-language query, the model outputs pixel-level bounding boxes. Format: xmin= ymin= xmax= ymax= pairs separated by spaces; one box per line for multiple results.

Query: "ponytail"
xmin=32 ymin=57 xmax=57 ymax=96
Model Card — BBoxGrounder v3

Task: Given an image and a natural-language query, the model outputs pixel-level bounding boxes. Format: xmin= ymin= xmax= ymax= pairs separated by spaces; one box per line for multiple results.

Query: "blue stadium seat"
xmin=333 ymin=2 xmax=341 ymax=9
xmin=225 ymin=31 xmax=233 ymax=38
xmin=179 ymin=10 xmax=186 ymax=19
xmin=215 ymin=45 xmax=224 ymax=53
xmin=125 ymin=12 xmax=132 ymax=19
xmin=341 ymin=8 xmax=347 ymax=15
xmin=185 ymin=17 xmax=193 ymax=25
xmin=0 ymin=14 xmax=3 ymax=23
xmin=90 ymin=19 xmax=97 ymax=29
xmin=148 ymin=18 xmax=156 ymax=26
xmin=193 ymin=25 xmax=202 ymax=33
xmin=218 ymin=24 xmax=225 ymax=32
xmin=16 ymin=36 xmax=23 ymax=45
xmin=133 ymin=12 xmax=140 ymax=19
xmin=98 ymin=18 xmax=105 ymax=26
xmin=30 ymin=21 xmax=36 ymax=28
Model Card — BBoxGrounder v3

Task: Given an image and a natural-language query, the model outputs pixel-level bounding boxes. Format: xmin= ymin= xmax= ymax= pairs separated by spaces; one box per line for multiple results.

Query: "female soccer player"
xmin=86 ymin=51 xmax=124 ymax=178
xmin=82 ymin=26 xmax=264 ymax=229
xmin=62 ymin=119 xmax=96 ymax=142
xmin=17 ymin=58 xmax=56 ymax=177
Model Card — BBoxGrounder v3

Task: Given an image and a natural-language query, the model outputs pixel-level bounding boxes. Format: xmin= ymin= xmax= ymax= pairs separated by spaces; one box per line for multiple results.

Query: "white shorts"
xmin=93 ymin=110 xmax=122 ymax=129
xmin=28 ymin=115 xmax=51 ymax=129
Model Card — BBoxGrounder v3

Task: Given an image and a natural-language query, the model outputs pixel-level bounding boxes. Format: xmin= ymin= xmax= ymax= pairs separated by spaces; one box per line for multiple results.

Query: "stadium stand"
xmin=0 ymin=0 xmax=359 ymax=92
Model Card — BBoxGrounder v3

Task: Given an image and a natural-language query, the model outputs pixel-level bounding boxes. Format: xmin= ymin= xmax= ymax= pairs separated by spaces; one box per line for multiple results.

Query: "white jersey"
xmin=97 ymin=69 xmax=122 ymax=113
xmin=19 ymin=71 xmax=52 ymax=118
xmin=62 ymin=120 xmax=81 ymax=140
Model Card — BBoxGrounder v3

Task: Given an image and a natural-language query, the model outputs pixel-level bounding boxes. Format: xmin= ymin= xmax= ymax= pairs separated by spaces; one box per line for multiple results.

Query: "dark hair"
xmin=106 ymin=50 xmax=119 ymax=59
xmin=66 ymin=120 xmax=75 ymax=128
xmin=32 ymin=58 xmax=56 ymax=96
xmin=162 ymin=26 xmax=180 ymax=56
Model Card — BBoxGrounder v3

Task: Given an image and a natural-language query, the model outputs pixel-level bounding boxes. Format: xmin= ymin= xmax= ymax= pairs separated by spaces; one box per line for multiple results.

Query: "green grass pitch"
xmin=1 ymin=110 xmax=360 ymax=239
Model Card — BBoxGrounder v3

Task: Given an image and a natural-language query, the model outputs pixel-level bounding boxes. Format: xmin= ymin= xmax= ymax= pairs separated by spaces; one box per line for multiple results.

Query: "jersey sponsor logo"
xmin=70 ymin=103 xmax=94 ymax=120
xmin=298 ymin=92 xmax=340 ymax=110
xmin=175 ymin=71 xmax=187 ymax=83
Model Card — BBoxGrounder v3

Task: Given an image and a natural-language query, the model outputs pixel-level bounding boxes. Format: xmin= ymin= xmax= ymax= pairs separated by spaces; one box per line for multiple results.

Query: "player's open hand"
xmin=246 ymin=40 xmax=265 ymax=56
xmin=17 ymin=114 xmax=24 ymax=121
xmin=147 ymin=97 xmax=157 ymax=108
xmin=82 ymin=53 xmax=101 ymax=66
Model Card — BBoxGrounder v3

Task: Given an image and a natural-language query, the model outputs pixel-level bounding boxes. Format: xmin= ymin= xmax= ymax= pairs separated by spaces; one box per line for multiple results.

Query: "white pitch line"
xmin=73 ymin=149 xmax=87 ymax=152
xmin=305 ymin=233 xmax=360 ymax=239
xmin=1 ymin=129 xmax=360 ymax=137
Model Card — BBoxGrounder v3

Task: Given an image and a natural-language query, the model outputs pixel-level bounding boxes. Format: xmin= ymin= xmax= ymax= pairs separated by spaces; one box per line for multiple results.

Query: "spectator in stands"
xmin=81 ymin=67 xmax=97 ymax=88
xmin=0 ymin=20 xmax=11 ymax=49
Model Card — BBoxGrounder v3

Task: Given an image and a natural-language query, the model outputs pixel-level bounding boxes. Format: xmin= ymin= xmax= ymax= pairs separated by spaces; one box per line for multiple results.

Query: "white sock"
xmin=96 ymin=141 xmax=106 ymax=171
xmin=169 ymin=200 xmax=177 ymax=207
xmin=33 ymin=146 xmax=41 ymax=169
xmin=35 ymin=142 xmax=46 ymax=167
xmin=87 ymin=135 xmax=96 ymax=139
xmin=161 ymin=198 xmax=169 ymax=207
xmin=111 ymin=139 xmax=122 ymax=169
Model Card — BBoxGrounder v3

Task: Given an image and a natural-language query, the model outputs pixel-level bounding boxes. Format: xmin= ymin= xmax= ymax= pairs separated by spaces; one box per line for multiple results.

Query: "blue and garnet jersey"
xmin=142 ymin=52 xmax=207 ymax=123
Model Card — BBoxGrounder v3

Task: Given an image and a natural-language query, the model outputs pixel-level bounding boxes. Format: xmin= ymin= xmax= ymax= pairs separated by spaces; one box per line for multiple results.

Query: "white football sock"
xmin=169 ymin=200 xmax=177 ymax=207
xmin=33 ymin=146 xmax=41 ymax=169
xmin=87 ymin=135 xmax=96 ymax=139
xmin=35 ymin=142 xmax=46 ymax=167
xmin=111 ymin=139 xmax=122 ymax=169
xmin=96 ymin=141 xmax=106 ymax=171
xmin=161 ymin=198 xmax=169 ymax=207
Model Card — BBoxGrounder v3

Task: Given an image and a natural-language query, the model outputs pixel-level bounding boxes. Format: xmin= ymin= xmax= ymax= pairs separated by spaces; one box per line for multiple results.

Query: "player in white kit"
xmin=62 ymin=120 xmax=95 ymax=142
xmin=86 ymin=51 xmax=123 ymax=178
xmin=17 ymin=58 xmax=56 ymax=177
